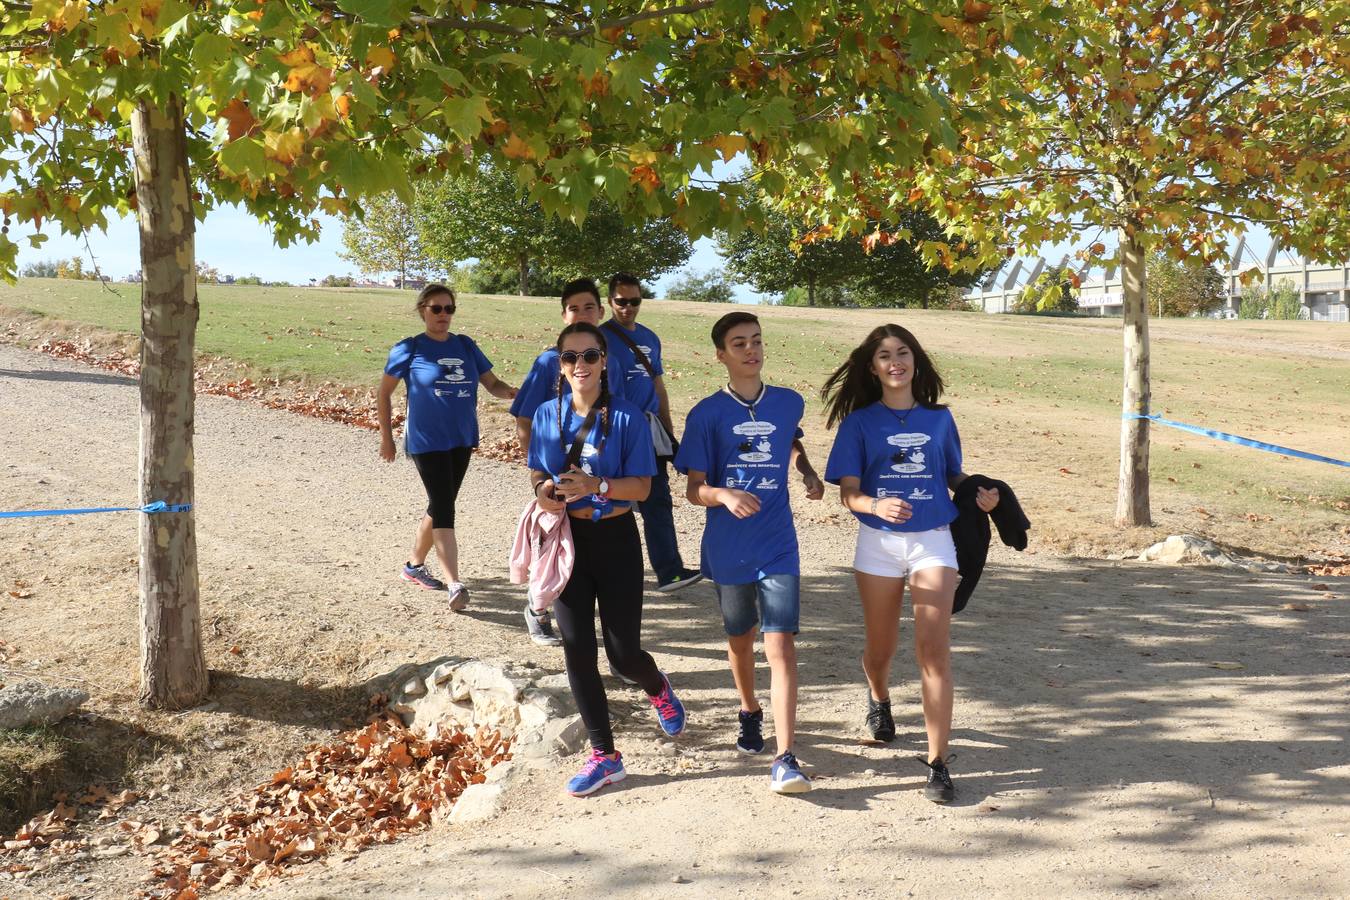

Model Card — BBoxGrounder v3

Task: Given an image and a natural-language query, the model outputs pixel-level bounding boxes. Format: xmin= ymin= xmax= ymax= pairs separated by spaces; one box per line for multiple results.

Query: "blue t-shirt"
xmin=675 ymin=386 xmax=806 ymax=584
xmin=528 ymin=396 xmax=656 ymax=517
xmin=384 ymin=333 xmax=492 ymax=454
xmin=509 ymin=347 xmax=628 ymax=421
xmin=601 ymin=320 xmax=663 ymax=415
xmin=824 ymin=402 xmax=963 ymax=533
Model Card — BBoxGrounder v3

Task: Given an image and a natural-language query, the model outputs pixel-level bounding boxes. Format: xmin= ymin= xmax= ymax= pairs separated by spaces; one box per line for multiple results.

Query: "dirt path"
xmin=1 ymin=343 xmax=1347 ymax=899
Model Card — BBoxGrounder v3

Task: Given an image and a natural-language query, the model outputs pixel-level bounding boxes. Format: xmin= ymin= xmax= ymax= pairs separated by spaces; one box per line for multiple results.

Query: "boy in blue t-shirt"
xmin=675 ymin=311 xmax=824 ymax=795
xmin=602 ymin=272 xmax=701 ymax=593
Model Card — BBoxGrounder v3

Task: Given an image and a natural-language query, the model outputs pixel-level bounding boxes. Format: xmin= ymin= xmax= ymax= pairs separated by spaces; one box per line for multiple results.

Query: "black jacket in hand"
xmin=951 ymin=475 xmax=1030 ymax=614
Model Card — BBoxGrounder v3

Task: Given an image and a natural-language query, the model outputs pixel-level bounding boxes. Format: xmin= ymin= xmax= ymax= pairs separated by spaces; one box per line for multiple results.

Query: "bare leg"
xmin=855 ymin=571 xmax=905 ymax=702
xmin=431 ymin=527 xmax=460 ymax=584
xmin=727 ymin=628 xmax=760 ymax=714
xmin=763 ymin=632 xmax=797 ymax=756
xmin=909 ymin=566 xmax=956 ymax=762
xmin=410 ymin=514 xmax=435 ymax=567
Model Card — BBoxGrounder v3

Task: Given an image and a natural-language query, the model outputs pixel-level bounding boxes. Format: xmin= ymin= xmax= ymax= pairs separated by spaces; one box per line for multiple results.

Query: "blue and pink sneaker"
xmin=648 ymin=672 xmax=687 ymax=737
xmin=400 ymin=563 xmax=445 ymax=591
xmin=566 ymin=749 xmax=626 ymax=797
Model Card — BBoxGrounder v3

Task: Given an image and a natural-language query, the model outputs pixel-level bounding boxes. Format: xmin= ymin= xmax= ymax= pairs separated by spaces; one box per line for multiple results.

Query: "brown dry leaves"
xmin=139 ymin=716 xmax=511 ymax=897
xmin=1 ymin=788 xmax=140 ymax=869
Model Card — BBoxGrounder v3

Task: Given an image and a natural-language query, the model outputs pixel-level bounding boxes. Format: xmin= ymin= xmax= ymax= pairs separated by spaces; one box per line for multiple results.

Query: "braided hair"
xmin=555 ymin=322 xmax=611 ymax=456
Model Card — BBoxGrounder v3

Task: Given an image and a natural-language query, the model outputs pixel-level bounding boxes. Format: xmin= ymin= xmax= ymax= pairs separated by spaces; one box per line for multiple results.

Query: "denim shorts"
xmin=713 ymin=573 xmax=800 ymax=636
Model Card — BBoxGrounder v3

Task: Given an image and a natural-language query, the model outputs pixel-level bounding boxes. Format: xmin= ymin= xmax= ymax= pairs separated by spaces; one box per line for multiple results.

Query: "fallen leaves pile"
xmin=1 ymin=716 xmax=510 ymax=894
xmin=2 ymin=788 xmax=141 ymax=871
xmin=138 ymin=716 xmax=510 ymax=897
xmin=1307 ymin=560 xmax=1350 ymax=577
xmin=37 ymin=338 xmax=400 ymax=431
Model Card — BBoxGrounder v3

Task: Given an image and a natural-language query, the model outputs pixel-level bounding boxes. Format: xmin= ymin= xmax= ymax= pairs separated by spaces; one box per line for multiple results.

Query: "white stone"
xmin=0 ymin=682 xmax=89 ymax=730
xmin=448 ymin=782 xmax=506 ymax=824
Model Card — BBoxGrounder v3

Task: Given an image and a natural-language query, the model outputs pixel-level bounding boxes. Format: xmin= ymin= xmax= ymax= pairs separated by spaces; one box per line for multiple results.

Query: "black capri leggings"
xmin=551 ymin=512 xmax=664 ymax=753
xmin=410 ymin=447 xmax=472 ymax=529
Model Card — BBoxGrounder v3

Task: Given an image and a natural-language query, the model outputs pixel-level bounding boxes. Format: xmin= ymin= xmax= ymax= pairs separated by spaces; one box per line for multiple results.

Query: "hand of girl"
xmin=802 ymin=471 xmax=825 ymax=500
xmin=720 ymin=488 xmax=761 ymax=519
xmin=556 ymin=467 xmax=599 ymax=502
xmin=975 ymin=486 xmax=1000 ymax=512
xmin=874 ymin=497 xmax=913 ymax=524
xmin=536 ymin=480 xmax=566 ymax=512
xmin=379 ymin=436 xmax=396 ymax=462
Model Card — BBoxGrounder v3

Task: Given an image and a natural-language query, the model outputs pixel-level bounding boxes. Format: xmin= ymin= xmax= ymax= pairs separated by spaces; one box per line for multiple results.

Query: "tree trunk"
xmin=807 ymin=273 xmax=815 ymax=307
xmin=1115 ymin=229 xmax=1152 ymax=526
xmin=132 ymin=95 xmax=208 ymax=709
xmin=518 ymin=254 xmax=528 ymax=296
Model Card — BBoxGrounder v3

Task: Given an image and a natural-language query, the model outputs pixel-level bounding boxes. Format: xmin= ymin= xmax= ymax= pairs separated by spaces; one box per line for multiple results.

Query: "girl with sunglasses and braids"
xmin=821 ymin=324 xmax=999 ymax=804
xmin=527 ymin=321 xmax=688 ymax=796
xmin=378 ymin=284 xmax=517 ymax=610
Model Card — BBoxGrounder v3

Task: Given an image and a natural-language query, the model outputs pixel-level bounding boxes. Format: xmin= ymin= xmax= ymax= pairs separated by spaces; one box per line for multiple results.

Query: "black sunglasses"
xmin=560 ymin=348 xmax=604 ymax=365
xmin=612 ymin=297 xmax=641 ymax=308
xmin=421 ymin=304 xmax=455 ymax=315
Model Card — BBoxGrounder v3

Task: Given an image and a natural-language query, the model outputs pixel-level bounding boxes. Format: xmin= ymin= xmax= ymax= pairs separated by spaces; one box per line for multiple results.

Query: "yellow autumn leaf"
xmin=366 ymin=46 xmax=396 ymax=73
xmin=264 ymin=127 xmax=306 ymax=165
xmin=628 ymin=148 xmax=659 ymax=165
xmin=707 ymin=134 xmax=747 ymax=162
xmin=748 ymin=5 xmax=767 ymax=29
xmin=502 ymin=133 xmax=536 ymax=160
xmin=8 ymin=107 xmax=36 ymax=134
xmin=277 ymin=45 xmax=316 ymax=67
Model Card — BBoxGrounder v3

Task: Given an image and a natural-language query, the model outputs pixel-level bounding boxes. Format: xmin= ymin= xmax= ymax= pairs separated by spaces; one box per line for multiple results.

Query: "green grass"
xmin=0 ymin=726 xmax=69 ymax=832
xmin=2 ymin=277 xmax=1347 ymax=558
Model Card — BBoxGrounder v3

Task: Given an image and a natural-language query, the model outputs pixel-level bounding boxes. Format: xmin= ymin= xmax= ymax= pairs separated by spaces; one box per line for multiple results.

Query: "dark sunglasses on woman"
xmin=422 ymin=304 xmax=455 ymax=315
xmin=560 ymin=348 xmax=604 ymax=365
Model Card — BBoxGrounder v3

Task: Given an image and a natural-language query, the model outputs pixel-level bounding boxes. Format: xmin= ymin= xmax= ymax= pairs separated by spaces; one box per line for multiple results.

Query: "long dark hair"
xmin=555 ymin=322 xmax=611 ymax=455
xmin=821 ymin=324 xmax=946 ymax=429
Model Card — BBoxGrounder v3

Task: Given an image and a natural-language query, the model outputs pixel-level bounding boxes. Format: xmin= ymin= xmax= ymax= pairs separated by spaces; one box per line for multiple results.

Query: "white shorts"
xmin=853 ymin=523 xmax=957 ymax=579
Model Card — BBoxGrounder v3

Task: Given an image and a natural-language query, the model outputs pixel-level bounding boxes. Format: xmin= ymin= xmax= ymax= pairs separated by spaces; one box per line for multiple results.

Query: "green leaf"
xmin=441 ymin=95 xmax=493 ymax=141
xmin=218 ymin=137 xmax=267 ymax=177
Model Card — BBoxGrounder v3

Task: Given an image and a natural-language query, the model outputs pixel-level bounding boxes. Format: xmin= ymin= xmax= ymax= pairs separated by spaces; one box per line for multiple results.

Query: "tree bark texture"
xmin=1115 ymin=230 xmax=1152 ymax=526
xmin=132 ymin=95 xmax=208 ymax=709
xmin=807 ymin=272 xmax=815 ymax=307
xmin=518 ymin=254 xmax=528 ymax=296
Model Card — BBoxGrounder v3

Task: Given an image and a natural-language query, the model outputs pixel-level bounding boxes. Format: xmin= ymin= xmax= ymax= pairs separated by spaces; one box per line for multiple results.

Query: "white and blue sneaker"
xmin=770 ymin=751 xmax=812 ymax=794
xmin=566 ymin=749 xmax=626 ymax=797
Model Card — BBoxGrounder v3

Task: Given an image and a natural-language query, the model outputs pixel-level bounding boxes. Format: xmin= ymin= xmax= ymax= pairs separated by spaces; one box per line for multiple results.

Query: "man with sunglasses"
xmin=511 ymin=278 xmax=628 ymax=645
xmin=603 ymin=273 xmax=702 ymax=593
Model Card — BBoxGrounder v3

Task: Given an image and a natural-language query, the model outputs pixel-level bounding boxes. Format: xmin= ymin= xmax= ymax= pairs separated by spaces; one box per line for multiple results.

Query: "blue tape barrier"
xmin=0 ymin=501 xmax=192 ymax=519
xmin=1123 ymin=414 xmax=1350 ymax=468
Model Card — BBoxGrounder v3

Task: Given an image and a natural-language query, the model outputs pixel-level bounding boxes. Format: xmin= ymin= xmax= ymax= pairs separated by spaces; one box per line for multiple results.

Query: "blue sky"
xmin=13 ymin=204 xmax=752 ymax=298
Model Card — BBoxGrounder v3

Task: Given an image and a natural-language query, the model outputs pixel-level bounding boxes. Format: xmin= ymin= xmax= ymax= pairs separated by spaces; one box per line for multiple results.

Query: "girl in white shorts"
xmin=822 ymin=324 xmax=999 ymax=803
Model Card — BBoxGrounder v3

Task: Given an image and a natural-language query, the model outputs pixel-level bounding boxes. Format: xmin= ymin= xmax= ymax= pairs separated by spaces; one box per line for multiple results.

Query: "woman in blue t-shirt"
xmin=822 ymin=324 xmax=999 ymax=804
xmin=527 ymin=322 xmax=688 ymax=797
xmin=377 ymin=284 xmax=517 ymax=610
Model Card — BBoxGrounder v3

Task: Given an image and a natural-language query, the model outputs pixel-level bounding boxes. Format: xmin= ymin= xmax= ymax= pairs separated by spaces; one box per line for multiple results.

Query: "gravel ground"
xmin=1 ymin=342 xmax=1347 ymax=899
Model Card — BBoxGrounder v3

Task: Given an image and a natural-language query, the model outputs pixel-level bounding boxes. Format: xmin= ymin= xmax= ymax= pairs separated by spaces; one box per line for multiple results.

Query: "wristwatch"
xmin=597 ymin=478 xmax=610 ymax=498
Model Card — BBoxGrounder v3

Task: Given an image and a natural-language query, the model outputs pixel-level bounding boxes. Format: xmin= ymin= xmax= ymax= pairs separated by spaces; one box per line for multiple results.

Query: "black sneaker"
xmin=736 ymin=708 xmax=765 ymax=755
xmin=657 ymin=568 xmax=704 ymax=594
xmin=920 ymin=756 xmax=955 ymax=803
xmin=865 ymin=695 xmax=895 ymax=742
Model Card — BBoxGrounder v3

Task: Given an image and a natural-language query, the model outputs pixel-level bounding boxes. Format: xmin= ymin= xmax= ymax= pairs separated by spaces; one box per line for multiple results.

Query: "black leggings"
xmin=410 ymin=447 xmax=472 ymax=529
xmin=551 ymin=512 xmax=664 ymax=753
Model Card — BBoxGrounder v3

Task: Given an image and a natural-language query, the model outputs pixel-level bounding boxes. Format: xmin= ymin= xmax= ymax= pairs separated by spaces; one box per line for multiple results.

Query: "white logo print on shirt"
xmin=886 ymin=432 xmax=930 ymax=474
xmin=732 ymin=420 xmax=776 ymax=462
xmin=437 ymin=357 xmax=468 ymax=383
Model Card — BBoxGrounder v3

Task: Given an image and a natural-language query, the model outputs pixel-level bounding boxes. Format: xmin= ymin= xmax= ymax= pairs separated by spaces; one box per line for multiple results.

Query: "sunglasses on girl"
xmin=560 ymin=348 xmax=604 ymax=365
xmin=612 ymin=297 xmax=641 ymax=308
xmin=422 ymin=304 xmax=455 ymax=315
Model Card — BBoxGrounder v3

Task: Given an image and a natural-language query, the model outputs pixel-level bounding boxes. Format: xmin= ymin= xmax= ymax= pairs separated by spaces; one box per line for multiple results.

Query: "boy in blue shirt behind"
xmin=675 ymin=312 xmax=824 ymax=794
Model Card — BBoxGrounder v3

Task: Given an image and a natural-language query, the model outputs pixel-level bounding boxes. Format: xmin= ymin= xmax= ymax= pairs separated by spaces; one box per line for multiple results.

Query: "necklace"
xmin=723 ymin=382 xmax=766 ymax=421
xmin=883 ymin=400 xmax=920 ymax=464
